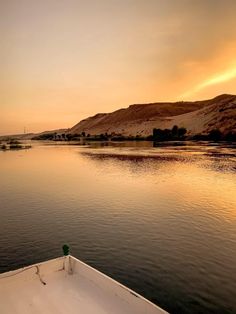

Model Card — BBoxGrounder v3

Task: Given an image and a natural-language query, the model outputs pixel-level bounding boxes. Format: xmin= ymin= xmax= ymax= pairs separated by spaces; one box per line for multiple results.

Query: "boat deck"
xmin=0 ymin=256 xmax=168 ymax=314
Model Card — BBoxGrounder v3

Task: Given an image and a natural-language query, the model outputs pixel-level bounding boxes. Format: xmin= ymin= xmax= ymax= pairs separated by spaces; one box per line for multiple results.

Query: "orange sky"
xmin=1 ymin=0 xmax=236 ymax=135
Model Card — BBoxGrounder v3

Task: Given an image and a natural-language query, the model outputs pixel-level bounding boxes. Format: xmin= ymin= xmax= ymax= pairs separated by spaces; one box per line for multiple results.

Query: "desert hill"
xmin=1 ymin=94 xmax=235 ymax=140
xmin=69 ymin=94 xmax=236 ymax=136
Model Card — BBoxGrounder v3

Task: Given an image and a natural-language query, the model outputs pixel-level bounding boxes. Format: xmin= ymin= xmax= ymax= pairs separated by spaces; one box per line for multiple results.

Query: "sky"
xmin=1 ymin=0 xmax=236 ymax=135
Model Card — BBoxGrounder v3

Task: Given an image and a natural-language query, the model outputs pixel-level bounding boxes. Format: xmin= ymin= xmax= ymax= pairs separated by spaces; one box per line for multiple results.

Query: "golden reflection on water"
xmin=1 ymin=144 xmax=235 ymax=224
xmin=1 ymin=142 xmax=236 ymax=314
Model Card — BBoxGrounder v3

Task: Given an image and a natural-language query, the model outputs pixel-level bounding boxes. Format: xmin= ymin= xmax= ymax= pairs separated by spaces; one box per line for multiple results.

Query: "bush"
xmin=146 ymin=135 xmax=153 ymax=141
xmin=153 ymin=127 xmax=187 ymax=141
xmin=111 ymin=136 xmax=126 ymax=141
xmin=10 ymin=144 xmax=22 ymax=149
xmin=66 ymin=133 xmax=81 ymax=141
xmin=208 ymin=129 xmax=222 ymax=141
xmin=178 ymin=127 xmax=187 ymax=138
xmin=8 ymin=139 xmax=21 ymax=145
xmin=223 ymin=132 xmax=236 ymax=142
xmin=153 ymin=128 xmax=171 ymax=141
xmin=191 ymin=134 xmax=209 ymax=141
xmin=99 ymin=133 xmax=108 ymax=140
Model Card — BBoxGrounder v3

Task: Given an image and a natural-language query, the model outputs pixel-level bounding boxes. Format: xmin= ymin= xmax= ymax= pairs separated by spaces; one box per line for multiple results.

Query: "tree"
xmin=153 ymin=128 xmax=162 ymax=139
xmin=178 ymin=127 xmax=187 ymax=138
xmin=172 ymin=125 xmax=179 ymax=137
xmin=208 ymin=129 xmax=222 ymax=141
xmin=224 ymin=132 xmax=236 ymax=141
xmin=153 ymin=128 xmax=172 ymax=141
xmin=153 ymin=126 xmax=188 ymax=141
xmin=99 ymin=133 xmax=108 ymax=140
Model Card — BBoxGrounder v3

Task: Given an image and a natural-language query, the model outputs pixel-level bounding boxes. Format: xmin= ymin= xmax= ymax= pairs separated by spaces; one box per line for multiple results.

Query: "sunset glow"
xmin=1 ymin=0 xmax=236 ymax=134
xmin=181 ymin=66 xmax=236 ymax=99
xmin=204 ymin=68 xmax=236 ymax=87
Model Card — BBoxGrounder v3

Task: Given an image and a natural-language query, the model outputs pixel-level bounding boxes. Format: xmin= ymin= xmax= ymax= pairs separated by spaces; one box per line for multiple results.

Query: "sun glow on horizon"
xmin=1 ymin=0 xmax=236 ymax=134
xmin=181 ymin=66 xmax=236 ymax=99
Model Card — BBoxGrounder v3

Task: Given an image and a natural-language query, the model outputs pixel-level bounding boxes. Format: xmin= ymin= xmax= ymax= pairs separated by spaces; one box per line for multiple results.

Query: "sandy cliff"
xmin=69 ymin=94 xmax=236 ymax=136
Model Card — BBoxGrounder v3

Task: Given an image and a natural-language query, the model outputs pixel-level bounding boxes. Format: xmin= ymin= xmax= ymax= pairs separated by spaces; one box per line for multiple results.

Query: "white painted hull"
xmin=0 ymin=256 xmax=168 ymax=313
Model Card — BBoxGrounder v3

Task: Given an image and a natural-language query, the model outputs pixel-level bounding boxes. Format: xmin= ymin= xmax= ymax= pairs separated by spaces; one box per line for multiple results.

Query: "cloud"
xmin=180 ymin=67 xmax=236 ymax=99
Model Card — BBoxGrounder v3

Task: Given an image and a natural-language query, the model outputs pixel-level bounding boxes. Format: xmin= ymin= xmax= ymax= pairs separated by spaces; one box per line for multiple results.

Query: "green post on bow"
xmin=62 ymin=244 xmax=70 ymax=256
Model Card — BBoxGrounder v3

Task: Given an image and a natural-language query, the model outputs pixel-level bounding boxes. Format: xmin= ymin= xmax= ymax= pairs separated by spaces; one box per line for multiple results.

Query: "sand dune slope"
xmin=69 ymin=94 xmax=236 ymax=136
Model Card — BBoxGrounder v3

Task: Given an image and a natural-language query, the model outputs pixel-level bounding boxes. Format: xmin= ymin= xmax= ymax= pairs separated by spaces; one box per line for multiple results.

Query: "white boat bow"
xmin=0 ymin=255 xmax=168 ymax=314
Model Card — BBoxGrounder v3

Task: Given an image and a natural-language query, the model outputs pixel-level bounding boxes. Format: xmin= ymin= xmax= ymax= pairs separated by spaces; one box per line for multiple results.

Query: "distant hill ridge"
xmin=69 ymin=94 xmax=236 ymax=136
xmin=1 ymin=94 xmax=235 ymax=140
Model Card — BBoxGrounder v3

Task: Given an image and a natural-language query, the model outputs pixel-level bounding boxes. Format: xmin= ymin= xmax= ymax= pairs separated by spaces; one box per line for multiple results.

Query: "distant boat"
xmin=0 ymin=254 xmax=168 ymax=313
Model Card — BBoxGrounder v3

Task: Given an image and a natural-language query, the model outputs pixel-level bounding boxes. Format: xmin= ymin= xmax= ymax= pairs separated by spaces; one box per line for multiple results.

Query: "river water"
xmin=0 ymin=141 xmax=236 ymax=313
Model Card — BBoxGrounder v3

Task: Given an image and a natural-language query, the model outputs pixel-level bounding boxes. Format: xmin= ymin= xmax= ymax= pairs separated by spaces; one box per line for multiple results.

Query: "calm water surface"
xmin=0 ymin=141 xmax=236 ymax=314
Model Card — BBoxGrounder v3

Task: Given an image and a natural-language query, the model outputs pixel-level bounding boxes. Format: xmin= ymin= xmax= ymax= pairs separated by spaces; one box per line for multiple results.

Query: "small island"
xmin=0 ymin=140 xmax=31 ymax=151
